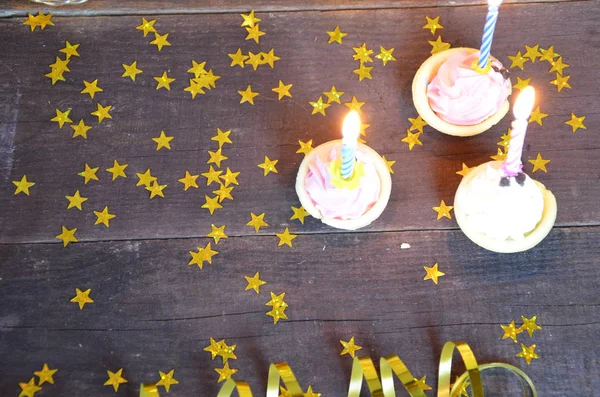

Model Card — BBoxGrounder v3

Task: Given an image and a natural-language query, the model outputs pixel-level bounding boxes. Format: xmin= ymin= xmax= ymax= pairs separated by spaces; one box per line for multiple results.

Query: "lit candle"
xmin=340 ymin=110 xmax=361 ymax=179
xmin=477 ymin=0 xmax=503 ymax=70
xmin=503 ymin=86 xmax=535 ymax=176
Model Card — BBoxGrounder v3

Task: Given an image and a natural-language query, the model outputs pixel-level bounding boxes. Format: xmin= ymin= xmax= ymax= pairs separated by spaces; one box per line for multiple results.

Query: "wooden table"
xmin=1 ymin=1 xmax=599 ymax=396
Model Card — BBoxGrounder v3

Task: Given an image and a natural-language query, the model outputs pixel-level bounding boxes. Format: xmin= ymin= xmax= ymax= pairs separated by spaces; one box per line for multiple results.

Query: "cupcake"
xmin=412 ymin=47 xmax=512 ymax=137
xmin=295 ymin=140 xmax=392 ymax=230
xmin=454 ymin=161 xmax=557 ymax=253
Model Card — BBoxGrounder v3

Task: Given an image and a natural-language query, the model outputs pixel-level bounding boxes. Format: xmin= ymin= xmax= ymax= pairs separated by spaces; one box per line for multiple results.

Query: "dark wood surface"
xmin=1 ymin=1 xmax=599 ymax=396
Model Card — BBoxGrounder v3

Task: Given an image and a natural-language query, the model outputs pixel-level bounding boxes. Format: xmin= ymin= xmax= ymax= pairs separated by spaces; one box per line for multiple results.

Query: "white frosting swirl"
xmin=459 ymin=162 xmax=544 ymax=241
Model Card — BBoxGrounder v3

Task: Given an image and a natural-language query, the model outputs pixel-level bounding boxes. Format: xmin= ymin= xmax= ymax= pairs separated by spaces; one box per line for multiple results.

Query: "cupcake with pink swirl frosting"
xmin=296 ymin=140 xmax=392 ymax=230
xmin=412 ymin=47 xmax=512 ymax=137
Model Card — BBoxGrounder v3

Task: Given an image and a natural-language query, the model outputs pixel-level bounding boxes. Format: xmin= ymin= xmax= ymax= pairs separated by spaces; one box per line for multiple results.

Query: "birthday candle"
xmin=478 ymin=0 xmax=503 ymax=70
xmin=340 ymin=111 xmax=361 ymax=179
xmin=503 ymin=86 xmax=535 ymax=176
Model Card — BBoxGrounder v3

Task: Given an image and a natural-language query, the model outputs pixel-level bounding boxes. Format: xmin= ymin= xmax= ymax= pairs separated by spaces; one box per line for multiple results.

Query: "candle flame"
xmin=513 ymin=86 xmax=535 ymax=120
xmin=342 ymin=110 xmax=361 ymax=142
xmin=488 ymin=0 xmax=503 ymax=7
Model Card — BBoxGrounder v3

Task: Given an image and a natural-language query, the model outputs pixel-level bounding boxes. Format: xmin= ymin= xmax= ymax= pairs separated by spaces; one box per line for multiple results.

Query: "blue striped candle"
xmin=340 ymin=111 xmax=361 ymax=180
xmin=478 ymin=0 xmax=503 ymax=70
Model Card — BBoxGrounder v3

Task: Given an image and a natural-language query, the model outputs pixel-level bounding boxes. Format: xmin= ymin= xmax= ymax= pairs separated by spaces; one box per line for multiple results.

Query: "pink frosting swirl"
xmin=305 ymin=147 xmax=380 ymax=220
xmin=427 ymin=50 xmax=510 ymax=125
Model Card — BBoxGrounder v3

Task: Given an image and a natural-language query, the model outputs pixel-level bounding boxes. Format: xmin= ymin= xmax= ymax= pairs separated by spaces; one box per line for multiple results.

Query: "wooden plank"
xmin=1 ymin=2 xmax=599 ymax=243
xmin=0 ymin=0 xmax=589 ymax=18
xmin=0 ymin=227 xmax=598 ymax=395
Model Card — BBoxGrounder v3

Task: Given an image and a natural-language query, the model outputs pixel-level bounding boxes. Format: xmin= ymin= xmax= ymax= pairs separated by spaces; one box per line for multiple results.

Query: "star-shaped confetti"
xmin=51 ymin=108 xmax=72 ymax=128
xmin=549 ymin=57 xmax=569 ymax=75
xmin=238 ymin=85 xmax=259 ymax=105
xmin=498 ymin=130 xmax=511 ymax=149
xmin=228 ymin=48 xmax=249 ymax=68
xmin=45 ymin=68 xmax=66 ymax=85
xmin=106 ymin=160 xmax=128 ymax=181
xmin=375 ymin=46 xmax=396 ymax=65
xmin=456 ymin=163 xmax=475 ymax=177
xmin=276 ymin=228 xmax=297 ymax=247
xmin=218 ymin=340 xmax=238 ymax=362
xmin=136 ymin=169 xmax=157 ymax=187
xmin=529 ymin=106 xmax=548 ymax=126
xmin=240 ymin=10 xmax=261 ymax=27
xmin=152 ymin=130 xmax=174 ymax=150
xmin=528 ymin=153 xmax=550 ymax=173
xmin=211 ymin=128 xmax=232 ymax=148
xmin=352 ymin=43 xmax=373 ymax=63
xmin=245 ymin=24 xmax=265 ymax=43
xmin=490 ymin=147 xmax=507 ymax=161
xmin=91 ymin=103 xmax=112 ymax=123
xmin=23 ymin=13 xmax=41 ymax=32
xmin=247 ymin=213 xmax=268 ymax=232
xmin=81 ymin=79 xmax=103 ymax=99
xmin=261 ymin=49 xmax=280 ymax=68
xmin=207 ymin=224 xmax=228 ymax=244
xmin=353 ymin=64 xmax=373 ymax=81
xmin=122 ymin=61 xmax=143 ymax=81
xmin=516 ymin=344 xmax=539 ymax=365
xmin=451 ymin=376 xmax=471 ymax=397
xmin=415 ymin=376 xmax=432 ymax=391
xmin=520 ymin=315 xmax=542 ymax=337
xmin=71 ymin=288 xmax=93 ymax=309
xmin=429 ymin=36 xmax=450 ymax=54
xmin=187 ymin=60 xmax=207 ymax=77
xmin=36 ymin=12 xmax=54 ymax=30
xmin=150 ymin=32 xmax=171 ymax=51
xmin=215 ymin=363 xmax=238 ymax=382
xmin=550 ymin=73 xmax=571 ymax=92
xmin=184 ymin=79 xmax=205 ymax=99
xmin=49 ymin=57 xmax=70 ymax=75
xmin=220 ymin=167 xmax=240 ymax=186
xmin=266 ymin=292 xmax=288 ymax=324
xmin=340 ymin=337 xmax=362 ymax=358
xmin=104 ymin=369 xmax=128 ymax=391
xmin=136 ymin=17 xmax=157 ymax=36
xmin=513 ymin=77 xmax=530 ymax=92
xmin=309 ymin=96 xmax=330 ymax=116
xmin=94 ymin=206 xmax=116 ymax=227
xmin=207 ymin=148 xmax=228 ymax=168
xmin=245 ymin=52 xmax=262 ymax=70
xmin=508 ymin=51 xmax=529 ymax=70
xmin=204 ymin=337 xmax=222 ymax=360
xmin=539 ymin=46 xmax=559 ymax=63
xmin=290 ymin=206 xmax=310 ymax=224
xmin=79 ymin=164 xmax=99 ymax=184
xmin=423 ymin=263 xmax=445 ymax=284
xmin=423 ymin=16 xmax=443 ymax=34
xmin=433 ymin=200 xmax=453 ymax=220
xmin=34 ymin=363 xmax=58 ymax=386
xmin=146 ymin=180 xmax=167 ymax=199
xmin=56 ymin=226 xmax=78 ymax=247
xmin=344 ymin=96 xmax=365 ymax=113
xmin=70 ymin=119 xmax=92 ymax=139
xmin=323 ymin=86 xmax=344 ymax=104
xmin=178 ymin=171 xmax=199 ymax=191
xmin=12 ymin=175 xmax=35 ymax=195
xmin=565 ymin=113 xmax=586 ymax=133
xmin=500 ymin=320 xmax=523 ymax=343
xmin=408 ymin=115 xmax=427 ymax=133
xmin=202 ymin=166 xmax=222 ymax=186
xmin=201 ymin=195 xmax=223 ymax=214
xmin=297 ymin=140 xmax=313 ymax=155
xmin=245 ymin=272 xmax=266 ymax=294
xmin=401 ymin=130 xmax=423 ymax=150
xmin=258 ymin=156 xmax=278 ymax=176
xmin=156 ymin=370 xmax=179 ymax=392
xmin=18 ymin=378 xmax=41 ymax=397
xmin=272 ymin=80 xmax=293 ymax=100
xmin=154 ymin=71 xmax=175 ymax=90
xmin=524 ymin=45 xmax=541 ymax=63
xmin=382 ymin=156 xmax=395 ymax=174
xmin=189 ymin=242 xmax=218 ymax=269
xmin=213 ymin=184 xmax=234 ymax=202
xmin=327 ymin=26 xmax=347 ymax=44
xmin=66 ymin=190 xmax=88 ymax=210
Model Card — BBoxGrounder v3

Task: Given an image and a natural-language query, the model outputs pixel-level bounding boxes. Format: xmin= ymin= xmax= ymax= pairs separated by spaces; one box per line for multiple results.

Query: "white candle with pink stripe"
xmin=503 ymin=86 xmax=535 ymax=176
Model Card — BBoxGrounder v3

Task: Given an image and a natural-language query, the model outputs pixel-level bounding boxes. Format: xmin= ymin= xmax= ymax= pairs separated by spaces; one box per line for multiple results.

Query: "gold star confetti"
xmin=528 ymin=153 xmax=550 ymax=173
xmin=189 ymin=242 xmax=218 ymax=269
xmin=12 ymin=175 xmax=35 ymax=195
xmin=150 ymin=32 xmax=171 ymax=51
xmin=524 ymin=44 xmax=542 ymax=63
xmin=178 ymin=171 xmax=199 ymax=190
xmin=304 ymin=386 xmax=321 ymax=397
xmin=245 ymin=272 xmax=266 ymax=294
xmin=91 ymin=103 xmax=112 ymax=123
xmin=34 ymin=363 xmax=58 ymax=386
xmin=429 ymin=36 xmax=450 ymax=54
xmin=261 ymin=49 xmax=280 ymax=68
xmin=211 ymin=128 xmax=232 ymax=148
xmin=218 ymin=340 xmax=238 ymax=362
xmin=423 ymin=263 xmax=445 ymax=284
xmin=146 ymin=180 xmax=167 ymax=199
xmin=266 ymin=292 xmax=288 ymax=324
xmin=152 ymin=130 xmax=174 ymax=150
xmin=433 ymin=200 xmax=453 ymax=220
xmin=381 ymin=156 xmax=395 ymax=174
xmin=208 ymin=148 xmax=228 ymax=168
xmin=272 ymin=80 xmax=293 ymax=100
xmin=207 ymin=224 xmax=228 ymax=244
xmin=215 ymin=363 xmax=238 ymax=382
xmin=309 ymin=96 xmax=330 ymax=116
xmin=451 ymin=376 xmax=471 ymax=397
xmin=104 ymin=369 xmax=128 ymax=391
xmin=401 ymin=130 xmax=423 ymax=150
xmin=408 ymin=115 xmax=427 ymax=133
xmin=516 ymin=344 xmax=539 ymax=365
xmin=156 ymin=370 xmax=179 ymax=392
xmin=344 ymin=96 xmax=365 ymax=113
xmin=340 ymin=337 xmax=362 ymax=358
xmin=290 ymin=206 xmax=310 ymax=224
xmin=201 ymin=195 xmax=223 ymax=214
xmin=513 ymin=77 xmax=530 ymax=92
xmin=508 ymin=51 xmax=529 ymax=70
xmin=204 ymin=337 xmax=222 ymax=359
xmin=49 ymin=57 xmax=70 ymax=76
xmin=56 ymin=226 xmax=77 ymax=247
xmin=240 ymin=10 xmax=261 ymax=28
xmin=323 ymin=86 xmax=344 ymax=104
xmin=565 ymin=113 xmax=586 ymax=133
xmin=258 ymin=156 xmax=279 ymax=176
xmin=154 ymin=71 xmax=175 ymax=90
xmin=327 ymin=26 xmax=347 ymax=44
xmin=529 ymin=106 xmax=548 ymax=126
xmin=94 ymin=206 xmax=116 ymax=227
xmin=36 ymin=12 xmax=54 ymax=30
xmin=122 ymin=61 xmax=143 ymax=81
xmin=18 ymin=378 xmax=41 ymax=397
xmin=71 ymin=288 xmax=93 ymax=309
xmin=245 ymin=24 xmax=265 ymax=43
xmin=520 ymin=315 xmax=542 ymax=337
xmin=245 ymin=51 xmax=262 ymax=70
xmin=415 ymin=376 xmax=432 ymax=391
xmin=297 ymin=140 xmax=313 ymax=155
xmin=23 ymin=13 xmax=41 ymax=32
xmin=184 ymin=79 xmax=205 ymax=99
xmin=45 ymin=68 xmax=65 ymax=85
xmin=247 ymin=213 xmax=268 ymax=232
xmin=456 ymin=163 xmax=475 ymax=177
xmin=51 ymin=108 xmax=72 ymax=128
xmin=81 ymin=79 xmax=102 ymax=99
xmin=70 ymin=119 xmax=92 ymax=139
xmin=105 ymin=160 xmax=128 ymax=181
xmin=79 ymin=164 xmax=99 ymax=184
xmin=500 ymin=320 xmax=523 ymax=343
xmin=136 ymin=17 xmax=157 ymax=36
xmin=375 ymin=46 xmax=396 ymax=65
xmin=238 ymin=85 xmax=259 ymax=105
xmin=228 ymin=49 xmax=248 ymax=68
xmin=490 ymin=147 xmax=507 ymax=161
xmin=136 ymin=169 xmax=157 ymax=187
xmin=539 ymin=45 xmax=559 ymax=63
xmin=276 ymin=227 xmax=297 ymax=247
xmin=66 ymin=190 xmax=88 ymax=210
xmin=423 ymin=16 xmax=444 ymax=35
xmin=213 ymin=184 xmax=234 ymax=202
xmin=353 ymin=64 xmax=373 ymax=81
xmin=550 ymin=73 xmax=571 ymax=92
xmin=220 ymin=167 xmax=240 ymax=186
xmin=549 ymin=57 xmax=569 ymax=75
xmin=187 ymin=60 xmax=207 ymax=77
xmin=196 ymin=69 xmax=220 ymax=89
xmin=202 ymin=166 xmax=223 ymax=186
xmin=352 ymin=43 xmax=373 ymax=63
xmin=498 ymin=130 xmax=511 ymax=149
